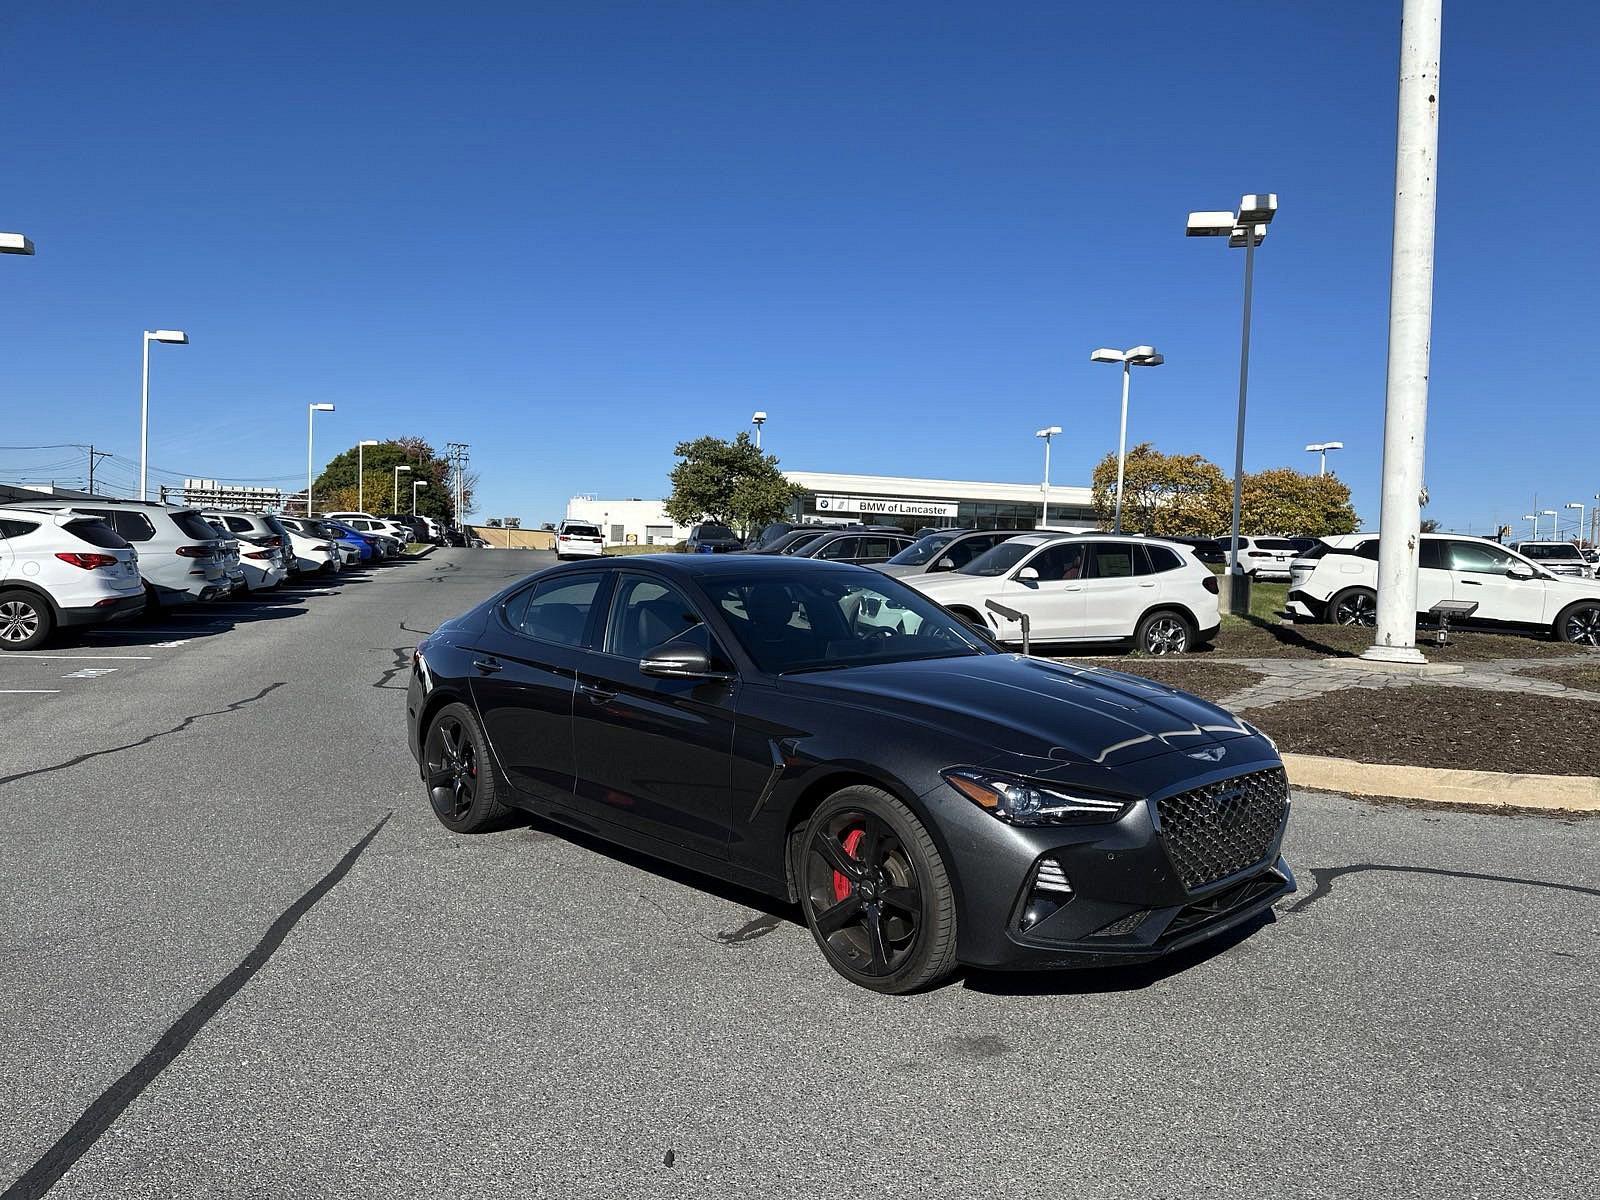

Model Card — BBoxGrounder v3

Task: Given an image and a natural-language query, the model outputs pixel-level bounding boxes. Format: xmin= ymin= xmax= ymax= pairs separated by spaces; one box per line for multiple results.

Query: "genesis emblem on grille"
xmin=1211 ymin=787 xmax=1247 ymax=832
xmin=1186 ymin=746 xmax=1226 ymax=762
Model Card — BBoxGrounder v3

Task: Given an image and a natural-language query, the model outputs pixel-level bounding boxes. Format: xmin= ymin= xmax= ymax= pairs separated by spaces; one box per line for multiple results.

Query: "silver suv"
xmin=3 ymin=498 xmax=229 ymax=608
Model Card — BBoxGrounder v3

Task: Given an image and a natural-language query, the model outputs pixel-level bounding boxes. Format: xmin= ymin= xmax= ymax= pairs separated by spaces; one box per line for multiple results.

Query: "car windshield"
xmin=1520 ymin=543 xmax=1578 ymax=560
xmin=887 ymin=531 xmax=959 ymax=566
xmin=958 ymin=540 xmax=1038 ymax=577
xmin=698 ymin=524 xmax=734 ymax=539
xmin=705 ymin=571 xmax=989 ymax=674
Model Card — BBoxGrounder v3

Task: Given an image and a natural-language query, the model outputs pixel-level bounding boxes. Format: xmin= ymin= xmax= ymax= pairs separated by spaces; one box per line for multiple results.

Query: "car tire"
xmin=422 ymin=701 xmax=513 ymax=834
xmin=1135 ymin=609 xmax=1195 ymax=655
xmin=0 ymin=589 xmax=53 ymax=651
xmin=1328 ymin=587 xmax=1378 ymax=627
xmin=794 ymin=785 xmax=959 ymax=994
xmin=1555 ymin=601 xmax=1600 ymax=646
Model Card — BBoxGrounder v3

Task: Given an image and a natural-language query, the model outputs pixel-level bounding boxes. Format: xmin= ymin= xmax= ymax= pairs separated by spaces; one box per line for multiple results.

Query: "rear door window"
xmin=1144 ymin=545 xmax=1184 ymax=573
xmin=506 ymin=574 xmax=605 ymax=647
xmin=1085 ymin=543 xmax=1138 ymax=579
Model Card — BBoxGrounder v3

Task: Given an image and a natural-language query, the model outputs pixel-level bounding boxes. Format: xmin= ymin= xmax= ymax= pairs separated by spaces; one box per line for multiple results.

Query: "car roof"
xmin=559 ymin=553 xmax=874 ymax=580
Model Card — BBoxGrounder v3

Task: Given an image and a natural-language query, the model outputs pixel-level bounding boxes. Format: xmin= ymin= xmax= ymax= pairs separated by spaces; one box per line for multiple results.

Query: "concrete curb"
xmin=1281 ymin=753 xmax=1600 ymax=812
xmin=409 ymin=544 xmax=437 ymax=558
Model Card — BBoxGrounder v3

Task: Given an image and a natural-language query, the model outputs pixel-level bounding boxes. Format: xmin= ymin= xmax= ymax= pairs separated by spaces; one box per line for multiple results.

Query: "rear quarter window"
xmin=0 ymin=518 xmax=40 ymax=538
xmin=66 ymin=520 xmax=130 ymax=550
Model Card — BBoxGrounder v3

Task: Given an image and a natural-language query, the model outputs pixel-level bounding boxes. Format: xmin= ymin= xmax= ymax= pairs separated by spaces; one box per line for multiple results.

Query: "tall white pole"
xmin=358 ymin=443 xmax=366 ymax=513
xmin=1041 ymin=435 xmax=1052 ymax=527
xmin=1226 ymin=230 xmax=1255 ymax=577
xmin=306 ymin=406 xmax=315 ymax=517
xmin=1318 ymin=448 xmax=1327 ymax=476
xmin=1363 ymin=0 xmax=1441 ymax=665
xmin=139 ymin=334 xmax=151 ymax=501
xmin=1113 ymin=363 xmax=1131 ymax=533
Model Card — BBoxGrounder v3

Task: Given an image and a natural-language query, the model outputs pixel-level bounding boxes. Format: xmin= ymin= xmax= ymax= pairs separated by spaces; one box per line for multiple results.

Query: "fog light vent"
xmin=1018 ymin=857 xmax=1075 ymax=932
xmin=1088 ymin=909 xmax=1149 ymax=938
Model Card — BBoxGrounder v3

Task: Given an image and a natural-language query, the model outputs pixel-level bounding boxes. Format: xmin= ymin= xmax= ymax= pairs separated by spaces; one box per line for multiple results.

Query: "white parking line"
xmin=0 ymin=689 xmax=61 ymax=694
xmin=63 ymin=668 xmax=118 ymax=679
xmin=0 ymin=655 xmax=153 ymax=661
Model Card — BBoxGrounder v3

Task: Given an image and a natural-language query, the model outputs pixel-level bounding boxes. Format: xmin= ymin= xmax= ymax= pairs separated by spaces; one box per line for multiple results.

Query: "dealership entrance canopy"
xmin=783 ymin=471 xmax=1096 ymax=532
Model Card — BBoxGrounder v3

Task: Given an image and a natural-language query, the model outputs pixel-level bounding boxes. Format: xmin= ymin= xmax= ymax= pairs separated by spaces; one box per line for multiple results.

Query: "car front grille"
xmin=1157 ymin=767 xmax=1289 ymax=890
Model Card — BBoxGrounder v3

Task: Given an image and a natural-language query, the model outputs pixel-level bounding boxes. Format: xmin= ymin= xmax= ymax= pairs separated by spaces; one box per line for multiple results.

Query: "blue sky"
xmin=4 ymin=2 xmax=1597 ymax=537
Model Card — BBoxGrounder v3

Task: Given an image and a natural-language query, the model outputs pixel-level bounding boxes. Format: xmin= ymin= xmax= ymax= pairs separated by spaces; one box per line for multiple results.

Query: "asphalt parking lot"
xmin=2 ymin=549 xmax=1596 ymax=1200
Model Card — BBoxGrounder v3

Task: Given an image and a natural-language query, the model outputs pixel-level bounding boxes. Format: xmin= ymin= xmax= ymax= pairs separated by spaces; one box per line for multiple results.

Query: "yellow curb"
xmin=1280 ymin=753 xmax=1600 ymax=812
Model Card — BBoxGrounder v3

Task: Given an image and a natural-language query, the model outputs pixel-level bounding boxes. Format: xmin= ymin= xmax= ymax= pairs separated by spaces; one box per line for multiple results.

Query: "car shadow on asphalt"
xmin=73 ymin=573 xmax=372 ymax=648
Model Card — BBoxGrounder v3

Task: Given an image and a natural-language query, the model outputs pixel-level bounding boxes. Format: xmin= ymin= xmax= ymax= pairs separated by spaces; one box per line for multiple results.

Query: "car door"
xmin=813 ymin=535 xmax=860 ymax=563
xmin=999 ymin=541 xmax=1086 ymax=640
xmin=938 ymin=532 xmax=1010 ymax=572
xmin=1415 ymin=539 xmax=1453 ymax=612
xmin=1442 ymin=539 xmax=1548 ymax=625
xmin=467 ymin=571 xmax=609 ymax=805
xmin=570 ymin=572 xmax=736 ymax=857
xmin=1078 ymin=541 xmax=1146 ymax=637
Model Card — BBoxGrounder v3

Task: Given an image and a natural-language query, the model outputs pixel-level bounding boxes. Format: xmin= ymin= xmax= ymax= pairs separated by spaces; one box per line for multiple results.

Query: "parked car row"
xmin=0 ymin=498 xmax=421 ymax=650
xmin=1288 ymin=533 xmax=1600 ymax=644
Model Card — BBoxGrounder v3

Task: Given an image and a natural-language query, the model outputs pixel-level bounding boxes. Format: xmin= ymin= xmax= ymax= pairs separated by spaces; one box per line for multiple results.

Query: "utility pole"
xmin=1362 ymin=0 xmax=1442 ymax=665
xmin=445 ymin=441 xmax=469 ymax=528
xmin=86 ymin=445 xmax=111 ymax=495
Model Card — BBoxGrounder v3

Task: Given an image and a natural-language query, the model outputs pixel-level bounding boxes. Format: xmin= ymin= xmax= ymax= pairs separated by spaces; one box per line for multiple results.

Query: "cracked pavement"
xmin=1 ymin=550 xmax=1596 ymax=1199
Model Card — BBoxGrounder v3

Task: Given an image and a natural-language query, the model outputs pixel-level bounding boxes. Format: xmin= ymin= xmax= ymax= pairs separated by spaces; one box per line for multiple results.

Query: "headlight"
xmin=1243 ymin=721 xmax=1278 ymax=753
xmin=942 ymin=768 xmax=1131 ymax=827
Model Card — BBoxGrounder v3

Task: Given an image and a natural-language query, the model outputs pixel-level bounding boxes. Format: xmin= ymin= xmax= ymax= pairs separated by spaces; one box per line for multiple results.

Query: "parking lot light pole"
xmin=393 ymin=465 xmax=411 ymax=513
xmin=1187 ymin=195 xmax=1276 ymax=587
xmin=306 ymin=403 xmax=335 ymax=516
xmin=1522 ymin=513 xmax=1539 ymax=539
xmin=1305 ymin=441 xmax=1344 ymax=476
xmin=139 ymin=329 xmax=189 ymax=501
xmin=0 ymin=232 xmax=34 ymax=256
xmin=1541 ymin=509 xmax=1558 ymax=539
xmin=1034 ymin=426 xmax=1062 ymax=526
xmin=751 ymin=410 xmax=767 ymax=449
xmin=357 ymin=440 xmax=379 ymax=512
xmin=1090 ymin=347 xmax=1163 ymax=533
xmin=412 ymin=479 xmax=428 ymax=515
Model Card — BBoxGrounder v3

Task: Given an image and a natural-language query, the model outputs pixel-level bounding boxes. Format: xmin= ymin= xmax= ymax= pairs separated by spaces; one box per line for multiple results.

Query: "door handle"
xmin=1460 ymin=579 xmax=1482 ymax=586
xmin=579 ymin=683 xmax=617 ymax=703
xmin=472 ymin=658 xmax=503 ymax=673
xmin=1139 ymin=582 xmax=1156 ymax=588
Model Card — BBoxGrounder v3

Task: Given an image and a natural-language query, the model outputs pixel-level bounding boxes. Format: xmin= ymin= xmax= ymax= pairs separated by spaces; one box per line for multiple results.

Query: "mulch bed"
xmin=1516 ymin=660 xmax=1600 ymax=691
xmin=1067 ymin=659 xmax=1265 ymax=704
xmin=1254 ymin=685 xmax=1600 ymax=776
xmin=1214 ymin=619 xmax=1589 ymax=662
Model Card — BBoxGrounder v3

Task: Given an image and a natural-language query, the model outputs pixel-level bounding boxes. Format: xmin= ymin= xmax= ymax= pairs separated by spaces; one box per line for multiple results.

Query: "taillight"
xmin=55 ymin=552 xmax=119 ymax=570
xmin=175 ymin=545 xmax=212 ymax=558
xmin=262 ymin=536 xmax=282 ymax=548
xmin=244 ymin=550 xmax=272 ymax=560
xmin=557 ymin=535 xmax=569 ymax=541
xmin=1203 ymin=574 xmax=1219 ymax=595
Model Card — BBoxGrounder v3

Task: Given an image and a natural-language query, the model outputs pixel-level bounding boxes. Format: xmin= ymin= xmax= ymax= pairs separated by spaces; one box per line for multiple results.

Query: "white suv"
xmin=906 ymin=533 xmax=1222 ymax=654
xmin=555 ymin=520 xmax=604 ymax=559
xmin=1288 ymin=532 xmax=1600 ymax=644
xmin=0 ymin=509 xmax=145 ymax=649
xmin=1217 ymin=536 xmax=1299 ymax=578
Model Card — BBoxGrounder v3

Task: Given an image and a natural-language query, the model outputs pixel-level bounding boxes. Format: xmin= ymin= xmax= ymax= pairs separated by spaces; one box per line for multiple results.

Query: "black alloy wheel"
xmin=422 ymin=702 xmax=511 ymax=833
xmin=1558 ymin=602 xmax=1600 ymax=646
xmin=1137 ymin=610 xmax=1194 ymax=655
xmin=797 ymin=786 xmax=958 ymax=994
xmin=1330 ymin=587 xmax=1378 ymax=627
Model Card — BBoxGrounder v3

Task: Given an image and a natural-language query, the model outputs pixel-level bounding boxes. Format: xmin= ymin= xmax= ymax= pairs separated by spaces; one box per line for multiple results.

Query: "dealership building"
xmin=565 ymin=471 xmax=1096 ymax=545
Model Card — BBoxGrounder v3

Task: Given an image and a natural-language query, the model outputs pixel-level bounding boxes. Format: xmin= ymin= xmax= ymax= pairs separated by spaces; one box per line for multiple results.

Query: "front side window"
xmin=887 ymin=532 xmax=958 ymax=567
xmin=504 ymin=574 xmax=603 ymax=646
xmin=606 ymin=576 xmax=715 ymax=660
xmin=816 ymin=537 xmax=859 ymax=560
xmin=707 ymin=573 xmax=987 ymax=674
xmin=1025 ymin=542 xmax=1085 ymax=582
xmin=958 ymin=540 xmax=1038 ymax=577
xmin=1446 ymin=541 xmax=1518 ymax=575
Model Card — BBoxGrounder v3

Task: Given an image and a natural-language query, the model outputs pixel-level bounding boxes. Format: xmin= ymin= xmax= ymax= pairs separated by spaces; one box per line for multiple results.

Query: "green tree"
xmin=664 ymin=432 xmax=803 ymax=537
xmin=311 ymin=437 xmax=467 ymax=521
xmin=1090 ymin=443 xmax=1231 ymax=535
xmin=1239 ymin=468 xmax=1359 ymax=536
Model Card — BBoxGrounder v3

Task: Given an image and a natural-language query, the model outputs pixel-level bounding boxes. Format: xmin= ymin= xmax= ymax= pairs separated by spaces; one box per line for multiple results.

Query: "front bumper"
xmin=930 ymin=746 xmax=1296 ymax=970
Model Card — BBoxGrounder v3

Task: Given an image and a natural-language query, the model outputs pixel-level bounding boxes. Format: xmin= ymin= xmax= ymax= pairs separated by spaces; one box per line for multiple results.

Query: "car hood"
xmin=779 ymin=653 xmax=1252 ymax=768
xmin=875 ymin=563 xmax=925 ymax=578
xmin=1544 ymin=573 xmax=1600 ymax=591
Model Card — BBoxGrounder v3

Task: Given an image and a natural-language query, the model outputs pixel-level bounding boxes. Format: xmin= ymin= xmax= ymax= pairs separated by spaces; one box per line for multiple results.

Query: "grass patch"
xmin=1515 ymin=660 xmax=1600 ymax=690
xmin=603 ymin=544 xmax=680 ymax=555
xmin=1256 ymin=685 xmax=1600 ymax=776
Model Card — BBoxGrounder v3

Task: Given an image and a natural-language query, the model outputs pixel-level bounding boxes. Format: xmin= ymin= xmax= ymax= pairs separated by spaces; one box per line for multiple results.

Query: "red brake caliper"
xmin=832 ymin=827 xmax=865 ymax=902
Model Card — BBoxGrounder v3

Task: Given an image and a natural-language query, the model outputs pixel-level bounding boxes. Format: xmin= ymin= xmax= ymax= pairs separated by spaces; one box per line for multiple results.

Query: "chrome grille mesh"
xmin=1157 ymin=767 xmax=1289 ymax=890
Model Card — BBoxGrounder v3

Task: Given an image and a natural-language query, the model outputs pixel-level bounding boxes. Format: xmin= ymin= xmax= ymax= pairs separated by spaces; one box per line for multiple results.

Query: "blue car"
xmin=319 ymin=520 xmax=376 ymax=563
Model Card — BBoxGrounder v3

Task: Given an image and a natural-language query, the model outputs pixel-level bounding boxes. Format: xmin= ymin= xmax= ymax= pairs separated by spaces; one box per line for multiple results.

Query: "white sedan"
xmin=905 ymin=533 xmax=1222 ymax=655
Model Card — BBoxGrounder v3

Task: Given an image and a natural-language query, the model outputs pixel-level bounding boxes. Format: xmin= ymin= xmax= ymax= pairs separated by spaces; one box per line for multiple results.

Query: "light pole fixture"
xmin=1187 ymin=193 xmax=1276 ymax=582
xmin=139 ymin=329 xmax=189 ymax=500
xmin=356 ymin=439 xmax=379 ymax=513
xmin=1090 ymin=346 xmax=1163 ymax=533
xmin=1566 ymin=502 xmax=1586 ymax=545
xmin=1034 ymin=426 xmax=1063 ymax=526
xmin=1523 ymin=513 xmax=1539 ymax=539
xmin=393 ymin=464 xmax=411 ymax=513
xmin=412 ymin=479 xmax=428 ymax=515
xmin=751 ymin=410 xmax=768 ymax=449
xmin=305 ymin=403 xmax=335 ymax=515
xmin=1 ymin=233 xmax=34 ymax=256
xmin=1541 ymin=509 xmax=1558 ymax=540
xmin=1305 ymin=441 xmax=1344 ymax=476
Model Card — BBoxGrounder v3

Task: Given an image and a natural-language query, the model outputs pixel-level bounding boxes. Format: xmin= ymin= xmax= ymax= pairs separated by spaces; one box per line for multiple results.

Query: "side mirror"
xmin=1506 ymin=565 xmax=1536 ymax=581
xmin=935 ymin=557 xmax=956 ymax=570
xmin=1016 ymin=566 xmax=1040 ymax=582
xmin=639 ymin=643 xmax=731 ymax=680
